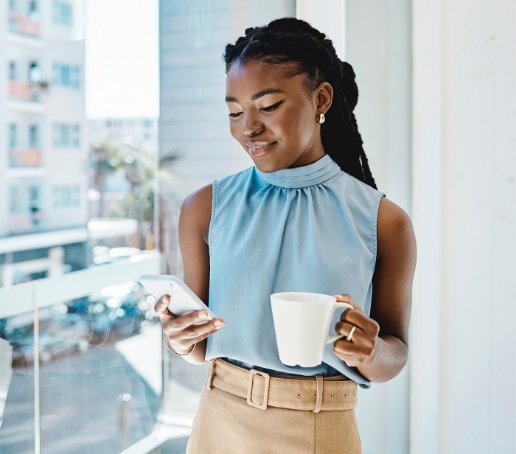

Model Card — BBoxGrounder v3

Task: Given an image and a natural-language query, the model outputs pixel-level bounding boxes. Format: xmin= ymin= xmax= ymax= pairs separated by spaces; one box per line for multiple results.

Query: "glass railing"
xmin=0 ymin=253 xmax=206 ymax=454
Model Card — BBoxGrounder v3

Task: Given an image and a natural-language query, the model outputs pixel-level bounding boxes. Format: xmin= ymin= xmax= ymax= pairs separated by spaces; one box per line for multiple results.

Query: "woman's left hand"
xmin=333 ymin=294 xmax=380 ymax=368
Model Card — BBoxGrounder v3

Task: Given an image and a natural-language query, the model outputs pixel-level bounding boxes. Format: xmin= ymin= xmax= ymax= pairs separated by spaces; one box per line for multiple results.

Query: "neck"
xmin=287 ymin=137 xmax=325 ymax=169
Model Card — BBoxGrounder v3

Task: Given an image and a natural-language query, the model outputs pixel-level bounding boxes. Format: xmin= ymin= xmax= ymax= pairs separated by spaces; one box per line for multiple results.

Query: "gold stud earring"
xmin=317 ymin=113 xmax=325 ymax=124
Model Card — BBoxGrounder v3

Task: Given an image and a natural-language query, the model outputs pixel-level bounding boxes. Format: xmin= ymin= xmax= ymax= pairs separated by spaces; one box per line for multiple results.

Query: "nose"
xmin=241 ymin=110 xmax=264 ymax=137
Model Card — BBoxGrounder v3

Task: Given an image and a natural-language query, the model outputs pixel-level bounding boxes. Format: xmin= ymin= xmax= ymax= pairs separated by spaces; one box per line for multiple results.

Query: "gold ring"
xmin=346 ymin=325 xmax=357 ymax=342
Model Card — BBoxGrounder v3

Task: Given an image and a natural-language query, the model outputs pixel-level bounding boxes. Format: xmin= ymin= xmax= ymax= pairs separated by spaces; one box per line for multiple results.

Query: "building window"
xmin=28 ymin=62 xmax=41 ymax=83
xmin=8 ymin=62 xmax=17 ymax=80
xmin=53 ymin=185 xmax=80 ymax=209
xmin=9 ymin=0 xmax=16 ymax=12
xmin=9 ymin=187 xmax=22 ymax=214
xmin=9 ymin=124 xmax=17 ymax=148
xmin=52 ymin=63 xmax=79 ymax=88
xmin=52 ymin=1 xmax=73 ymax=26
xmin=53 ymin=124 xmax=80 ymax=148
xmin=29 ymin=125 xmax=39 ymax=147
xmin=28 ymin=0 xmax=39 ymax=20
xmin=143 ymin=118 xmax=154 ymax=127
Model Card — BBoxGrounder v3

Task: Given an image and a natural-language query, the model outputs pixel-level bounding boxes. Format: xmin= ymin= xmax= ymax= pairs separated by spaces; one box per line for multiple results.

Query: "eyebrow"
xmin=225 ymin=88 xmax=284 ymax=103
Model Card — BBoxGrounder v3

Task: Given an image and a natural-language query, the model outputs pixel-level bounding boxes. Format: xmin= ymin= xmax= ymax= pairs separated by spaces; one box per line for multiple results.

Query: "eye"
xmin=261 ymin=100 xmax=284 ymax=112
xmin=228 ymin=111 xmax=242 ymax=118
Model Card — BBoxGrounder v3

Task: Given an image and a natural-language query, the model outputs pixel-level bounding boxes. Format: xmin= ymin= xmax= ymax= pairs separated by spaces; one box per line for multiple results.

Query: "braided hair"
xmin=223 ymin=17 xmax=377 ymax=190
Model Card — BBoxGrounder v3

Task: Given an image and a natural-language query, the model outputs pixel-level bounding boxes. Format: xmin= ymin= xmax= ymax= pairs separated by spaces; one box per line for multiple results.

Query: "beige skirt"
xmin=186 ymin=358 xmax=362 ymax=454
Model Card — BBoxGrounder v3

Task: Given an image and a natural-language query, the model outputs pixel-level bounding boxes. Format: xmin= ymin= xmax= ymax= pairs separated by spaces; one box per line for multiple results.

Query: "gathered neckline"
xmin=254 ymin=154 xmax=341 ymax=189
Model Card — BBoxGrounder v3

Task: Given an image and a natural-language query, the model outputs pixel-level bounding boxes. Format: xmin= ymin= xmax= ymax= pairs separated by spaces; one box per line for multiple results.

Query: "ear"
xmin=315 ymin=82 xmax=333 ymax=115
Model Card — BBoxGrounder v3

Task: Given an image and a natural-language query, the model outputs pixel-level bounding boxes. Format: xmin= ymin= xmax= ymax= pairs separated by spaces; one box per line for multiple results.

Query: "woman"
xmin=155 ymin=18 xmax=416 ymax=453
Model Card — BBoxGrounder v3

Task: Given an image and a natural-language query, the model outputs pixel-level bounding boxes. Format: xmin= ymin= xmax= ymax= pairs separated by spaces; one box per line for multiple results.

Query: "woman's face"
xmin=225 ymin=60 xmax=332 ymax=172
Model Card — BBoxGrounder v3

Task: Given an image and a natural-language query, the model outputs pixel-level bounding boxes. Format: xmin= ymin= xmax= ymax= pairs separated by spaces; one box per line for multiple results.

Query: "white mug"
xmin=270 ymin=292 xmax=353 ymax=367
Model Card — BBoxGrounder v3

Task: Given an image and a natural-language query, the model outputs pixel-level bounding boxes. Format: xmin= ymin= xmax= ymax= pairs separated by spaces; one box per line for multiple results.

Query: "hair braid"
xmin=223 ymin=17 xmax=378 ymax=190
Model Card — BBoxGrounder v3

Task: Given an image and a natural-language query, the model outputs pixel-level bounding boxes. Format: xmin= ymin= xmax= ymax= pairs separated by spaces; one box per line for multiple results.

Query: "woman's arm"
xmin=333 ymin=196 xmax=417 ymax=382
xmin=155 ymin=183 xmax=224 ymax=365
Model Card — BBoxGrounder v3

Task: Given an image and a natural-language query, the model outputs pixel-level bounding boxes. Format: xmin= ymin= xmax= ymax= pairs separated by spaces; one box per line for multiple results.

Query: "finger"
xmin=183 ymin=321 xmax=226 ymax=345
xmin=335 ymin=321 xmax=362 ymax=338
xmin=339 ymin=311 xmax=379 ymax=338
xmin=154 ymin=295 xmax=175 ymax=319
xmin=333 ymin=337 xmax=358 ymax=355
xmin=334 ymin=294 xmax=363 ymax=313
xmin=333 ymin=350 xmax=361 ymax=368
xmin=166 ymin=318 xmax=225 ymax=346
xmin=166 ymin=310 xmax=224 ymax=333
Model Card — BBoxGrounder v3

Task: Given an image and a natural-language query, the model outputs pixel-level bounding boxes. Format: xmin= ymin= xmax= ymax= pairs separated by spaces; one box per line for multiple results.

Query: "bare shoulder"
xmin=179 ymin=184 xmax=213 ymax=242
xmin=377 ymin=197 xmax=417 ymax=262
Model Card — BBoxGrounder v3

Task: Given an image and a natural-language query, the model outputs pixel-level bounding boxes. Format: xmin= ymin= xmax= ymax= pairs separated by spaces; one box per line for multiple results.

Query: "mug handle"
xmin=326 ymin=302 xmax=354 ymax=344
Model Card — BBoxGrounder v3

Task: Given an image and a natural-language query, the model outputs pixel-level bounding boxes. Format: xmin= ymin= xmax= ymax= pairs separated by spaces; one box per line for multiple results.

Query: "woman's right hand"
xmin=154 ymin=295 xmax=225 ymax=355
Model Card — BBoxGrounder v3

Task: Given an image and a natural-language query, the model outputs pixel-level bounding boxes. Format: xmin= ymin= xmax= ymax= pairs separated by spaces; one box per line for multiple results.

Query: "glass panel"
xmin=35 ymin=284 xmax=160 ymax=453
xmin=0 ymin=288 xmax=36 ymax=454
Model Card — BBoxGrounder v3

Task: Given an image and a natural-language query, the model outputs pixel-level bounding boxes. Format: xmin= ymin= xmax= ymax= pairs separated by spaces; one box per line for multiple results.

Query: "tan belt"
xmin=205 ymin=358 xmax=358 ymax=413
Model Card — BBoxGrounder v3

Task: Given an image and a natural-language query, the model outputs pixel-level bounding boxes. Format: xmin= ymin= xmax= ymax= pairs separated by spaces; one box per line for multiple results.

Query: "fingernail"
xmin=163 ymin=296 xmax=169 ymax=303
xmin=214 ymin=320 xmax=224 ymax=328
xmin=199 ymin=311 xmax=208 ymax=319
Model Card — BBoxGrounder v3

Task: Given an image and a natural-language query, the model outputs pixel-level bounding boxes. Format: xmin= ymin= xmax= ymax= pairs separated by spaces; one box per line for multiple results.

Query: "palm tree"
xmin=90 ymin=138 xmax=125 ymax=217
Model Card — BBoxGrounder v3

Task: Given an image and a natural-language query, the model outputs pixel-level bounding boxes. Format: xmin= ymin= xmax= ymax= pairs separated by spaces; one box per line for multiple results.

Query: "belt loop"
xmin=313 ymin=375 xmax=323 ymax=413
xmin=206 ymin=360 xmax=215 ymax=390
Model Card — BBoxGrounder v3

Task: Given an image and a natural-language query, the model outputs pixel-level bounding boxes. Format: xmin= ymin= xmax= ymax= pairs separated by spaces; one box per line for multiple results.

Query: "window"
xmin=28 ymin=62 xmax=41 ymax=84
xmin=28 ymin=0 xmax=39 ymax=20
xmin=8 ymin=124 xmax=17 ymax=148
xmin=53 ymin=185 xmax=80 ymax=209
xmin=52 ymin=63 xmax=80 ymax=88
xmin=53 ymin=124 xmax=80 ymax=148
xmin=52 ymin=1 xmax=73 ymax=26
xmin=8 ymin=62 xmax=16 ymax=80
xmin=29 ymin=125 xmax=39 ymax=147
xmin=29 ymin=185 xmax=41 ymax=208
xmin=9 ymin=186 xmax=22 ymax=214
xmin=8 ymin=0 xmax=16 ymax=12
xmin=143 ymin=118 xmax=154 ymax=127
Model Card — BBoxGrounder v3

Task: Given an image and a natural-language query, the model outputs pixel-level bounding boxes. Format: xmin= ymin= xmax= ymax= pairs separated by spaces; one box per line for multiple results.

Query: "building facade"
xmin=89 ymin=117 xmax=158 ymax=152
xmin=0 ymin=0 xmax=89 ymax=286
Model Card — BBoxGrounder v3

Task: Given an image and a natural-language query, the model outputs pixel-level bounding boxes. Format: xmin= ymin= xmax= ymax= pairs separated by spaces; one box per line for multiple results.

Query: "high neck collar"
xmin=255 ymin=154 xmax=341 ymax=189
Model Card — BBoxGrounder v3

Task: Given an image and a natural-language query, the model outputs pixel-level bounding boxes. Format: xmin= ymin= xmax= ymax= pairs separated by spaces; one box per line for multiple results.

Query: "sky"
xmin=85 ymin=0 xmax=159 ymax=119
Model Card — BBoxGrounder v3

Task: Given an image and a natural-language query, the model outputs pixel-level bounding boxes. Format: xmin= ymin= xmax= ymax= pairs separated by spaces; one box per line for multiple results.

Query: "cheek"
xmin=280 ymin=106 xmax=315 ymax=144
xmin=228 ymin=121 xmax=241 ymax=141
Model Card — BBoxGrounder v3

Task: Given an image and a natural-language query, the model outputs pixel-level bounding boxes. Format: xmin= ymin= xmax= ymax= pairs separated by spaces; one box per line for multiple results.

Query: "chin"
xmin=251 ymin=158 xmax=285 ymax=173
xmin=246 ymin=149 xmax=291 ymax=174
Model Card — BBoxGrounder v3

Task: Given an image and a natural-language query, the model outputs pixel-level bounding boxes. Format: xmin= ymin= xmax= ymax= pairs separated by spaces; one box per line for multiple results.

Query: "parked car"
xmin=88 ymin=290 xmax=145 ymax=345
xmin=3 ymin=314 xmax=90 ymax=366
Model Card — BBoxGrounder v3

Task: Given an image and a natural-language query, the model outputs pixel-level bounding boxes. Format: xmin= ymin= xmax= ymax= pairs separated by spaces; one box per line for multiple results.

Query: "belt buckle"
xmin=247 ymin=369 xmax=270 ymax=410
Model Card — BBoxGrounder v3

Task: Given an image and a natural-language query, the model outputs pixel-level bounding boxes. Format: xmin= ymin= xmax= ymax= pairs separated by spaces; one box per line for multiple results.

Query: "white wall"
xmin=302 ymin=1 xmax=516 ymax=453
xmin=412 ymin=1 xmax=516 ymax=453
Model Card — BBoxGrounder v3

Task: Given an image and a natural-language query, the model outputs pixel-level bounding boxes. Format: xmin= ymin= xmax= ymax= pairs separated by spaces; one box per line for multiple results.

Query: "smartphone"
xmin=139 ymin=275 xmax=217 ymax=322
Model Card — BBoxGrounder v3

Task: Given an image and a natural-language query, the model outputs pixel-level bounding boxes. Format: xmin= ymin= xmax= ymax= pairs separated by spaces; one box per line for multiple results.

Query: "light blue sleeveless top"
xmin=205 ymin=154 xmax=385 ymax=389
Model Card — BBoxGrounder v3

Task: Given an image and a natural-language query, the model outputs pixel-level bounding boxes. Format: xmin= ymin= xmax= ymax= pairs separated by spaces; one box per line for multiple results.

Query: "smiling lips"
xmin=247 ymin=141 xmax=277 ymax=157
